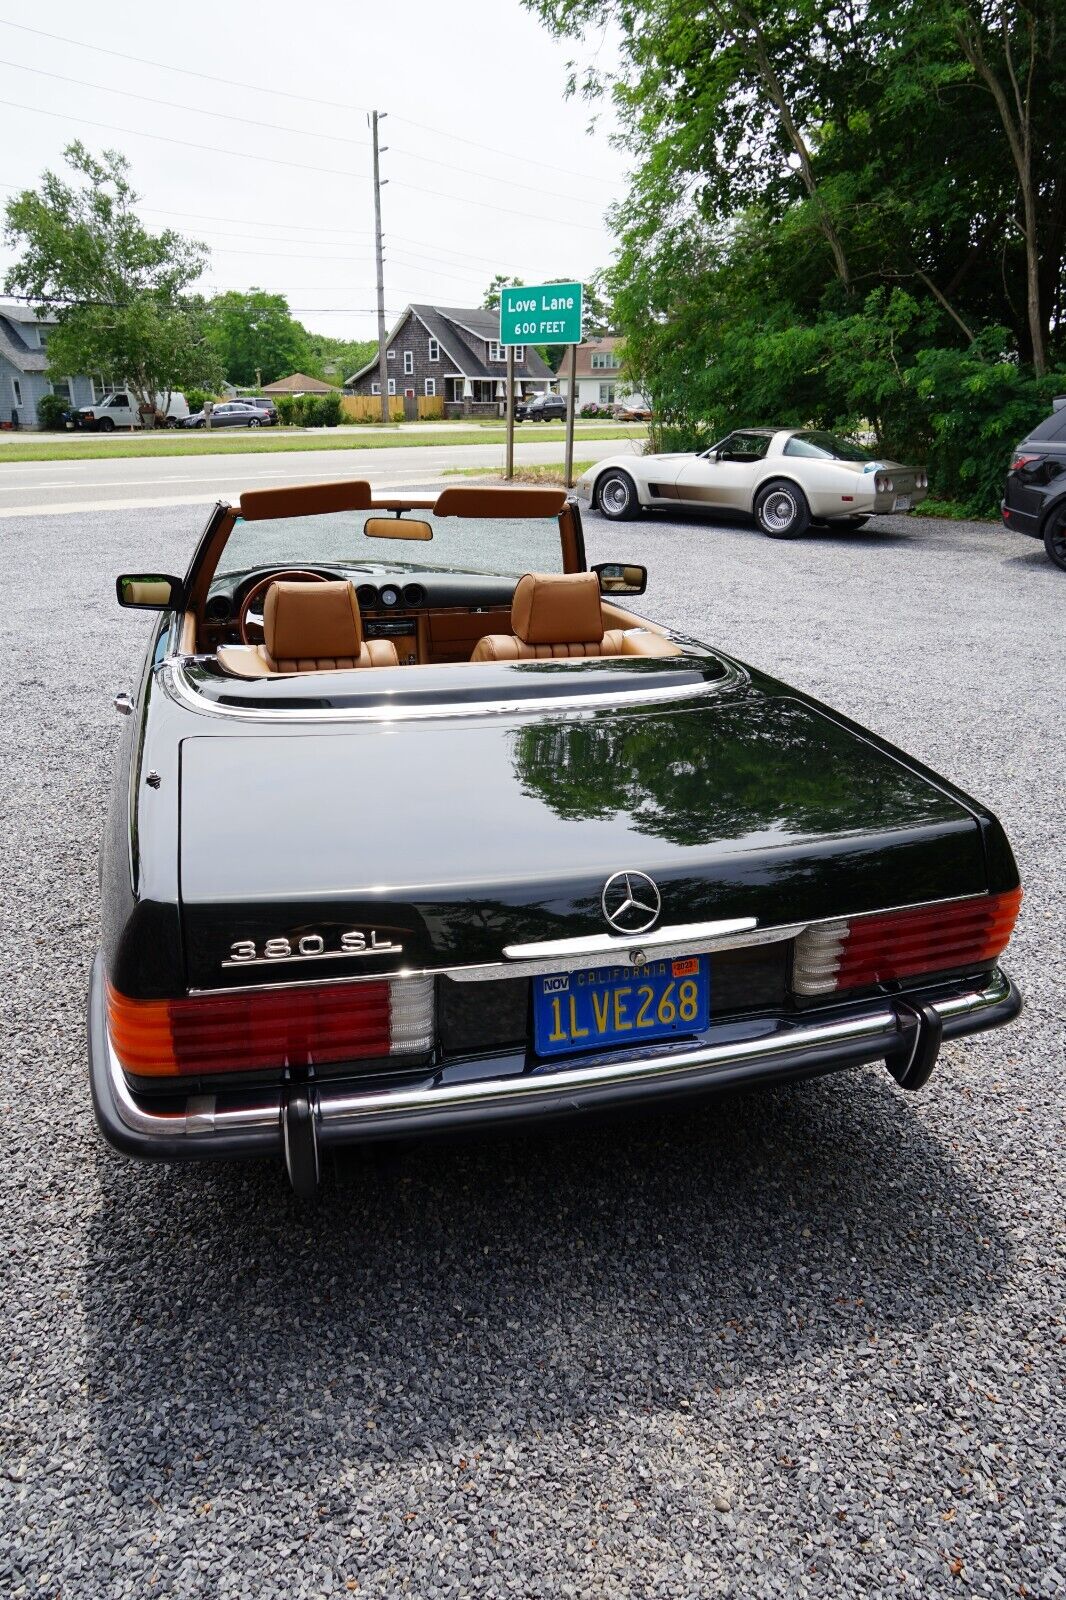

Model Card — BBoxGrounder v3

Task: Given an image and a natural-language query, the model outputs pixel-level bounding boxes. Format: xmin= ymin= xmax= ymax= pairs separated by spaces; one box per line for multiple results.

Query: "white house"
xmin=556 ymin=336 xmax=649 ymax=412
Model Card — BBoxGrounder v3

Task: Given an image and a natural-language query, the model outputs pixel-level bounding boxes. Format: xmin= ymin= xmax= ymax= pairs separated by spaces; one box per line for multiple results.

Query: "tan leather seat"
xmin=217 ymin=580 xmax=399 ymax=677
xmin=470 ymin=572 xmax=626 ymax=661
xmin=470 ymin=571 xmax=682 ymax=662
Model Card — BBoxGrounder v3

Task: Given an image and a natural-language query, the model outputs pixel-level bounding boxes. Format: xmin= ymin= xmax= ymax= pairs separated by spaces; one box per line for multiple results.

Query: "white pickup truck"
xmin=71 ymin=391 xmax=190 ymax=432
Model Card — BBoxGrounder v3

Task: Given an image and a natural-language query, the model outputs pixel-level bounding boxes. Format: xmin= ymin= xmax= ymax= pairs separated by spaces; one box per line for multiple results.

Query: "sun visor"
xmin=433 ymin=486 xmax=568 ymax=518
xmin=239 ymin=480 xmax=373 ymax=520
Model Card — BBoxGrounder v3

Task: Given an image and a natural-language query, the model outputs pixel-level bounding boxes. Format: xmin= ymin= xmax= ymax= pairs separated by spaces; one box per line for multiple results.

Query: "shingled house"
xmin=0 ymin=301 xmax=99 ymax=428
xmin=345 ymin=304 xmax=555 ymax=417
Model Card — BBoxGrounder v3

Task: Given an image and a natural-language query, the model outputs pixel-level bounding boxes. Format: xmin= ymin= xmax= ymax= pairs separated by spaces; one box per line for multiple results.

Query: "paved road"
xmin=0 ymin=436 xmax=643 ymax=517
xmin=2 ymin=503 xmax=1062 ymax=1597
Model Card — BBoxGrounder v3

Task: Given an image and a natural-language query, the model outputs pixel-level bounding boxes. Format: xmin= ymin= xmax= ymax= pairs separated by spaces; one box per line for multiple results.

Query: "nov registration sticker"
xmin=532 ymin=956 xmax=710 ymax=1058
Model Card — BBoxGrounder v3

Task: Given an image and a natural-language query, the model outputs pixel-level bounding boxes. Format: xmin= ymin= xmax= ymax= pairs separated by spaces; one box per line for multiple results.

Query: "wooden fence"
xmin=341 ymin=395 xmax=404 ymax=422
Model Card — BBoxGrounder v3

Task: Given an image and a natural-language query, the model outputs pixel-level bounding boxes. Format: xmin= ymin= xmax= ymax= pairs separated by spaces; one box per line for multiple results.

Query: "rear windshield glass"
xmin=1026 ymin=407 xmax=1066 ymax=444
xmin=783 ymin=431 xmax=872 ymax=461
xmin=216 ymin=511 xmax=565 ymax=580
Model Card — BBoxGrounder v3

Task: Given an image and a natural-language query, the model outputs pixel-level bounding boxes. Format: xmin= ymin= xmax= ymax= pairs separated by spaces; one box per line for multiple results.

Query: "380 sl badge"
xmin=223 ymin=929 xmax=403 ymax=968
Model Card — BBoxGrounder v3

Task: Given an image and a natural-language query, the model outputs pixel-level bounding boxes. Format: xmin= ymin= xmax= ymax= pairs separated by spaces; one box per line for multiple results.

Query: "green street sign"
xmin=499 ymin=282 xmax=583 ymax=346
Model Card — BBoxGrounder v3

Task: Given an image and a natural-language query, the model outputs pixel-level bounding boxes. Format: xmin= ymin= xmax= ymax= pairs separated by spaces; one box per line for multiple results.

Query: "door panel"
xmin=674 ymin=455 xmax=758 ymax=510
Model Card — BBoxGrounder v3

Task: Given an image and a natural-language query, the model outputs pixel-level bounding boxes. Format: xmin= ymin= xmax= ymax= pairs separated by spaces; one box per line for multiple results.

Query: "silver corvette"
xmin=576 ymin=427 xmax=929 ymax=538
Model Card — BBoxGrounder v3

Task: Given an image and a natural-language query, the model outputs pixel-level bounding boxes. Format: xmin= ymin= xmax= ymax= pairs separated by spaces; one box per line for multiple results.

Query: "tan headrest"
xmin=264 ymin=580 xmax=363 ymax=662
xmin=511 ymin=571 xmax=604 ymax=646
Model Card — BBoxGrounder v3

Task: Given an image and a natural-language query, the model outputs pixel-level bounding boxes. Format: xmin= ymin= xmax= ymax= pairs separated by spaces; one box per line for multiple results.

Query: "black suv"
xmin=1002 ymin=398 xmax=1066 ymax=570
xmin=523 ymin=392 xmax=568 ymax=422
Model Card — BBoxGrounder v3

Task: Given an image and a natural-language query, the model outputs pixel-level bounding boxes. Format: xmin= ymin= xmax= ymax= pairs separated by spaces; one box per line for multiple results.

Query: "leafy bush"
xmin=301 ymin=396 xmax=325 ymax=428
xmin=580 ymin=401 xmax=603 ymax=418
xmin=36 ymin=392 xmax=70 ymax=430
xmin=275 ymin=394 xmax=297 ymax=426
xmin=317 ymin=391 xmax=343 ymax=427
xmin=184 ymin=387 xmax=216 ymax=416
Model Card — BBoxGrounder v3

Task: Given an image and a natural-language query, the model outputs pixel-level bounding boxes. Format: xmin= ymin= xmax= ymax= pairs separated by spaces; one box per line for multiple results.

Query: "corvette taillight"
xmin=107 ymin=976 xmax=434 ymax=1077
xmin=792 ymin=889 xmax=1022 ymax=997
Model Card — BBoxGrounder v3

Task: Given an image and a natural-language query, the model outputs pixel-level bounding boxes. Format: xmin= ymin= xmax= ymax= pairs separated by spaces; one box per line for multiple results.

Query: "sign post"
xmin=499 ymin=281 xmax=583 ymax=485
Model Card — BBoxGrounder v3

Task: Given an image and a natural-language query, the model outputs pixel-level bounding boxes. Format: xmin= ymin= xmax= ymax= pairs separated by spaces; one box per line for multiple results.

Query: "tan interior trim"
xmin=239 ymin=480 xmax=373 ymax=521
xmin=433 ymin=486 xmax=568 ymax=519
xmin=180 ymin=609 xmax=198 ymax=654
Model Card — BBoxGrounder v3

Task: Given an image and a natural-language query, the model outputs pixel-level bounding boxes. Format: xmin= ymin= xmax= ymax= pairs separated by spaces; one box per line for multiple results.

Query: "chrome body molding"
xmin=161 ymin=656 xmax=746 ymax=725
xmin=501 ymin=917 xmax=763 ymax=969
xmin=101 ymin=969 xmax=1016 ymax=1145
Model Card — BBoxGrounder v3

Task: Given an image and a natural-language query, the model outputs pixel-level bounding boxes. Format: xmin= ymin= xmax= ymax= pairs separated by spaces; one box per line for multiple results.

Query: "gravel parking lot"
xmin=2 ymin=499 xmax=1063 ymax=1597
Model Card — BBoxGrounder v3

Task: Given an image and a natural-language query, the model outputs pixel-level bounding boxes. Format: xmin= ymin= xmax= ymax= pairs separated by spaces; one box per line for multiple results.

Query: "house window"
xmin=424 ymin=378 xmax=436 ymax=397
xmin=403 ymin=350 xmax=414 ymax=375
xmin=387 ymin=348 xmax=396 ymax=361
xmin=488 ymin=342 xmax=505 ymax=362
xmin=428 ymin=338 xmax=440 ymax=362
xmin=404 ymin=387 xmax=415 ymax=398
xmin=598 ymin=383 xmax=617 ymax=404
xmin=387 ymin=378 xmax=396 ymax=395
xmin=12 ymin=378 xmax=22 ymax=407
xmin=591 ymin=352 xmax=620 ymax=369
xmin=51 ymin=379 xmax=72 ymax=402
xmin=513 ymin=346 xmax=524 ymax=362
xmin=371 ymin=382 xmax=381 ymax=395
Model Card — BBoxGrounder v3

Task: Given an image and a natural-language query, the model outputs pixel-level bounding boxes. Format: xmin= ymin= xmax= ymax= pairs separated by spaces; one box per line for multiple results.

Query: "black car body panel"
xmin=1001 ymin=398 xmax=1066 ymax=543
xmin=91 ymin=488 xmax=1023 ymax=1192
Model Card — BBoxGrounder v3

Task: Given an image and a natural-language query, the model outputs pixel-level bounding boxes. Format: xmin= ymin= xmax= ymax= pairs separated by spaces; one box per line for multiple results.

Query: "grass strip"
xmin=0 ymin=426 xmax=644 ymax=465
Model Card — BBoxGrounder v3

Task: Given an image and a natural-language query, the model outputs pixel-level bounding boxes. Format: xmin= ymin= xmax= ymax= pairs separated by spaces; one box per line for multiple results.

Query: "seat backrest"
xmin=216 ymin=579 xmax=398 ymax=677
xmin=470 ymin=571 xmax=627 ymax=661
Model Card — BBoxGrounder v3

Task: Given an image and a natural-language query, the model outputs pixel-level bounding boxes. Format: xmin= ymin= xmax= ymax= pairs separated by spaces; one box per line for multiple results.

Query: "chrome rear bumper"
xmin=88 ymin=954 xmax=1020 ymax=1165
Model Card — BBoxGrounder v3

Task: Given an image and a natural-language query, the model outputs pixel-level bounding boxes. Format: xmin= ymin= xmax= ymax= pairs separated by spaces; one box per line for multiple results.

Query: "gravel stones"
xmin=1 ymin=499 xmax=1063 ymax=1597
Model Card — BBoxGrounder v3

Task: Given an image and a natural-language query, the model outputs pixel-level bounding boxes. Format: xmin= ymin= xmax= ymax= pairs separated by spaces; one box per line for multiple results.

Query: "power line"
xmin=0 ymin=54 xmax=598 ymax=204
xmin=0 ymin=97 xmax=606 ymax=231
xmin=0 ymin=18 xmax=613 ymax=184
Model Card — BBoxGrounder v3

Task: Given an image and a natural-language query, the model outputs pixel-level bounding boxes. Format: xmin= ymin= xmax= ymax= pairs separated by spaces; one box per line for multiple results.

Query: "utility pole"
xmin=371 ymin=110 xmax=390 ymax=425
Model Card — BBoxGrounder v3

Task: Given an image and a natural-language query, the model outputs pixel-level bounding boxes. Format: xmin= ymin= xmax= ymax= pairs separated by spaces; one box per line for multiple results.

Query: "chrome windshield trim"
xmin=161 ymin=656 xmax=745 ymax=725
xmin=105 ymin=972 xmax=1013 ymax=1141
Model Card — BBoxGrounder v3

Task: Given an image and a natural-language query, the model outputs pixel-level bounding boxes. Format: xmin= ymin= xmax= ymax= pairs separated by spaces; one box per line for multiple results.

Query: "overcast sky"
xmin=0 ymin=1 xmax=628 ymax=341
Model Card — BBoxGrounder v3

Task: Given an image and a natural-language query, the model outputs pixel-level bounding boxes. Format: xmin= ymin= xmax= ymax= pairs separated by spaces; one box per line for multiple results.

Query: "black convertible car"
xmin=91 ymin=482 xmax=1023 ymax=1196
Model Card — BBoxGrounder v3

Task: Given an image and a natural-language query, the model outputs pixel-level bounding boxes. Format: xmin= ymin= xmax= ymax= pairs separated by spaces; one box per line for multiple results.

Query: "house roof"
xmin=260 ymin=372 xmax=336 ymax=395
xmin=0 ymin=307 xmax=49 ymax=374
xmin=345 ymin=305 xmax=554 ymax=385
xmin=569 ymin=336 xmax=625 ymax=380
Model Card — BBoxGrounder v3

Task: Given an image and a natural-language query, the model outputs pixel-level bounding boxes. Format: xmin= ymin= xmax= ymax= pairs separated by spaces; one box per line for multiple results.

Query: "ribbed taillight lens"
xmin=793 ymin=889 xmax=1022 ymax=997
xmin=107 ymin=976 xmax=434 ymax=1077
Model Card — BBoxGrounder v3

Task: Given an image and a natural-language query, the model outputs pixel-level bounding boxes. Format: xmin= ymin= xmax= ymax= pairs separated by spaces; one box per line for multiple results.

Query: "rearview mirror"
xmin=116 ymin=573 xmax=183 ymax=610
xmin=364 ymin=516 xmax=433 ymax=541
xmin=592 ymin=561 xmax=648 ymax=596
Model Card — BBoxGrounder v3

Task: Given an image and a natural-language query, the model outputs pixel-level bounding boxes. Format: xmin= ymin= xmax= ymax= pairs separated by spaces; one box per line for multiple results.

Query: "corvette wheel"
xmin=1043 ymin=510 xmax=1066 ymax=571
xmin=755 ymin=479 xmax=811 ymax=538
xmin=597 ymin=469 xmax=640 ymax=521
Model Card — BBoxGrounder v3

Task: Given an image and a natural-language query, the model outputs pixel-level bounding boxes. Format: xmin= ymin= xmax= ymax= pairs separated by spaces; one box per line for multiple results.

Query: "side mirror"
xmin=593 ymin=561 xmax=648 ymax=596
xmin=116 ymin=573 xmax=184 ymax=610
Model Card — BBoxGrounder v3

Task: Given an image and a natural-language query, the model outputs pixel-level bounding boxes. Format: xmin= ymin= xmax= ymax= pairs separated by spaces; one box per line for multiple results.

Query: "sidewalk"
xmin=0 ymin=418 xmax=642 ymax=447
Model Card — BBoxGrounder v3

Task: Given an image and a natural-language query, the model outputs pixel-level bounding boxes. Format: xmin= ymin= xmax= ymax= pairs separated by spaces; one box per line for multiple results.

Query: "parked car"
xmin=524 ymin=392 xmax=568 ymax=422
xmin=1001 ymin=397 xmax=1066 ymax=571
xmin=92 ymin=481 xmax=1021 ymax=1197
xmin=579 ymin=427 xmax=929 ymax=536
xmin=614 ymin=402 xmax=653 ymax=422
xmin=72 ymin=391 xmax=190 ymax=432
xmin=183 ymin=401 xmax=271 ymax=430
xmin=239 ymin=396 xmax=279 ymax=425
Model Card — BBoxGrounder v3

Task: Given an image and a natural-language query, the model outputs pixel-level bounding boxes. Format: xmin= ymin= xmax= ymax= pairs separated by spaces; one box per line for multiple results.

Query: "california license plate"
xmin=893 ymin=494 xmax=911 ymax=510
xmin=533 ymin=956 xmax=710 ymax=1058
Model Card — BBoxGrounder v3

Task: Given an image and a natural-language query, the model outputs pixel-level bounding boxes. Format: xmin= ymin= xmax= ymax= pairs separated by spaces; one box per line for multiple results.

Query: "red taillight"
xmin=107 ymin=976 xmax=433 ymax=1077
xmin=793 ymin=889 xmax=1022 ymax=997
xmin=1010 ymin=454 xmax=1038 ymax=472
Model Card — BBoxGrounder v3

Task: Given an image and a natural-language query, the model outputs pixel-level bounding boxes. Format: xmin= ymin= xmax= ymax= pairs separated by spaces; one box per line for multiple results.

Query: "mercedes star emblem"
xmin=602 ymin=870 xmax=662 ymax=935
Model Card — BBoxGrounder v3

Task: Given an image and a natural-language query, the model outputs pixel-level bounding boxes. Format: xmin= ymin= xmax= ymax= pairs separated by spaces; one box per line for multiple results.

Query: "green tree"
xmin=3 ymin=143 xmax=220 ymax=420
xmin=206 ymin=289 xmax=309 ymax=388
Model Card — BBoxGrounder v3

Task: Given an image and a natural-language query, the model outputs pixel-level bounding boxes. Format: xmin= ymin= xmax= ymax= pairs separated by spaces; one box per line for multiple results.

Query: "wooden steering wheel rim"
xmin=238 ymin=569 xmax=329 ymax=645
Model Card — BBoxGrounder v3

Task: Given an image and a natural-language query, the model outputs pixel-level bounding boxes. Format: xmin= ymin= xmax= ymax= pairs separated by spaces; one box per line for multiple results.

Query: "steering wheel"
xmin=238 ymin=569 xmax=328 ymax=645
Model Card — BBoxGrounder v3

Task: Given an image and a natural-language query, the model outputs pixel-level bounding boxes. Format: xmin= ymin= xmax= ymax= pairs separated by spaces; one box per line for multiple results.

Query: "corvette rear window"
xmin=784 ymin=431 xmax=872 ymax=461
xmin=215 ymin=510 xmax=566 ymax=580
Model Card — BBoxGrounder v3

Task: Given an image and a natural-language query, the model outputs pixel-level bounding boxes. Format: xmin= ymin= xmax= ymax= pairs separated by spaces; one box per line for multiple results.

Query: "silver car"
xmin=577 ymin=428 xmax=929 ymax=537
